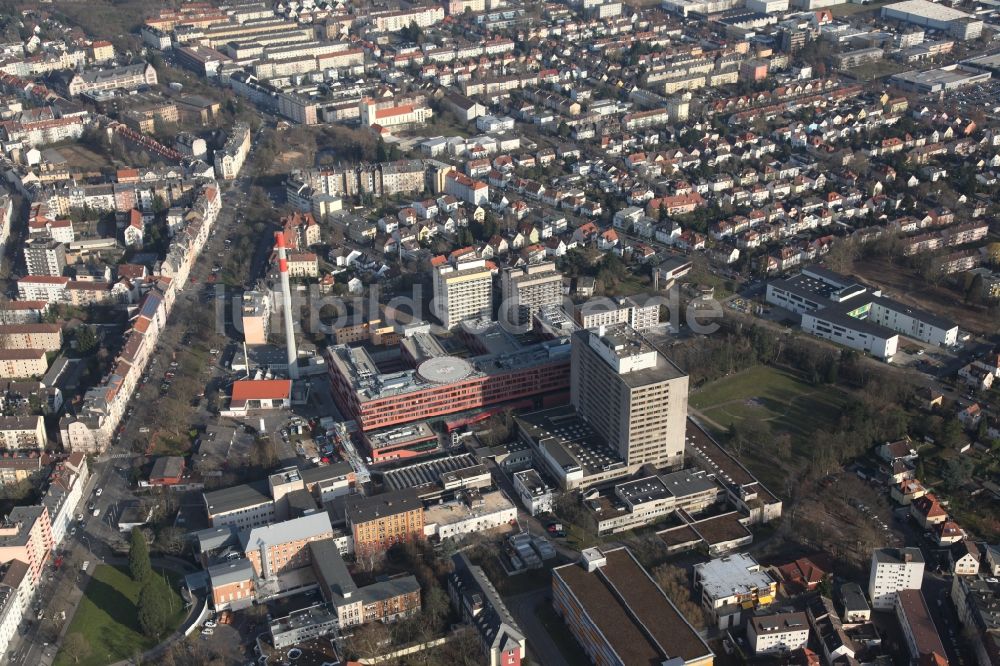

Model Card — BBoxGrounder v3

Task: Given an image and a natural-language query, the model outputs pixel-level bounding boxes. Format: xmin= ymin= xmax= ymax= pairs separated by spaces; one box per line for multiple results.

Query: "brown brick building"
xmin=344 ymin=490 xmax=424 ymax=559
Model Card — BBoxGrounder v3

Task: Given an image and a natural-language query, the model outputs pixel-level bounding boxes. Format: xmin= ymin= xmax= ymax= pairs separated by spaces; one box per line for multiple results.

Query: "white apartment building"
xmin=431 ymin=256 xmax=493 ymax=329
xmin=868 ymin=547 xmax=924 ymax=610
xmin=747 ymin=612 xmax=810 ymax=654
xmin=17 ymin=276 xmax=68 ymax=303
xmin=0 ymin=416 xmax=46 ymax=449
xmin=214 ymin=123 xmax=251 ymax=180
xmin=0 ymin=561 xmax=33 ymax=661
xmin=372 ymin=6 xmax=444 ymax=32
xmin=444 ymin=171 xmax=489 ymax=206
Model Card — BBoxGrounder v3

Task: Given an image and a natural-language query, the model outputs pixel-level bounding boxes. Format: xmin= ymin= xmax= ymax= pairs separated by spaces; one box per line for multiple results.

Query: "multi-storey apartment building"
xmin=23 ymin=239 xmax=66 ymax=277
xmin=214 ymin=123 xmax=251 ymax=180
xmin=0 ymin=350 xmax=47 ymax=379
xmin=0 ymin=416 xmax=46 ymax=450
xmin=0 ymin=506 xmax=52 ymax=585
xmin=868 ymin=547 xmax=925 ymax=610
xmin=432 ymin=255 xmax=493 ymax=329
xmin=500 ymin=262 xmax=563 ymax=326
xmin=0 ymin=324 xmax=62 ymax=352
xmin=0 ymin=560 xmax=32 ymax=660
xmin=747 ymin=612 xmax=810 ymax=654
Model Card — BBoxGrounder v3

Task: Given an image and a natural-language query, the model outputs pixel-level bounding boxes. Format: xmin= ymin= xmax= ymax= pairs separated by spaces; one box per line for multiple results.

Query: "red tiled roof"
xmin=231 ymin=380 xmax=292 ymax=401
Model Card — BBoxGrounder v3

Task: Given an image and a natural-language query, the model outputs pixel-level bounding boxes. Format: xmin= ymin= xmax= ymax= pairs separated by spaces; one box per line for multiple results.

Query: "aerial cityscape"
xmin=0 ymin=0 xmax=996 ymax=664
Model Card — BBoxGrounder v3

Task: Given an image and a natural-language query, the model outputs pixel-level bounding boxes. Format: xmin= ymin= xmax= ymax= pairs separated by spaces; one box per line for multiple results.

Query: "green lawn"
xmin=54 ymin=565 xmax=187 ymax=666
xmin=690 ymin=365 xmax=850 ymax=487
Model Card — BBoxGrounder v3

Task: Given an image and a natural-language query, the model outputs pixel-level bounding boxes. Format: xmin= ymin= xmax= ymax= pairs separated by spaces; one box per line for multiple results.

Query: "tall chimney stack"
xmin=274 ymin=231 xmax=299 ymax=380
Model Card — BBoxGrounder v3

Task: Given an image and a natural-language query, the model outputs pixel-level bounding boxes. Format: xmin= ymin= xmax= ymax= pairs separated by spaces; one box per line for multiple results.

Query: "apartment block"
xmin=747 ymin=612 xmax=810 ymax=654
xmin=23 ymin=239 xmax=66 ymax=277
xmin=0 ymin=454 xmax=44 ymax=486
xmin=214 ymin=123 xmax=251 ymax=180
xmin=0 ymin=506 xmax=53 ymax=585
xmin=431 ymin=255 xmax=493 ymax=329
xmin=17 ymin=277 xmax=68 ymax=303
xmin=0 ymin=324 xmax=62 ymax=352
xmin=0 ymin=301 xmax=49 ymax=325
xmin=0 ymin=350 xmax=48 ymax=379
xmin=0 ymin=416 xmax=46 ymax=450
xmin=868 ymin=548 xmax=924 ymax=611
xmin=500 ymin=261 xmax=563 ymax=326
xmin=0 ymin=560 xmax=32 ymax=660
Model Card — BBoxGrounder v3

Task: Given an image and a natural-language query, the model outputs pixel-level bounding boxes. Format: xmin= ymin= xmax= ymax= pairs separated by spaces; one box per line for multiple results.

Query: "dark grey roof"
xmin=239 ymin=512 xmax=332 ymax=552
xmin=286 ymin=489 xmax=319 ymax=517
xmin=840 ymin=582 xmax=869 ymax=612
xmin=310 ymin=538 xmax=357 ymax=600
xmin=874 ymin=547 xmax=924 ymax=565
xmin=450 ymin=553 xmax=524 ymax=651
xmin=203 ymin=480 xmax=271 ymax=515
xmin=207 ymin=558 xmax=255 ymax=587
xmin=0 ymin=506 xmax=45 ymax=548
xmin=192 ymin=525 xmax=238 ymax=553
xmin=359 ymin=575 xmax=420 ymax=604
xmin=343 ymin=489 xmax=422 ymax=525
xmin=300 ymin=461 xmax=354 ymax=485
xmin=150 ymin=456 xmax=184 ymax=480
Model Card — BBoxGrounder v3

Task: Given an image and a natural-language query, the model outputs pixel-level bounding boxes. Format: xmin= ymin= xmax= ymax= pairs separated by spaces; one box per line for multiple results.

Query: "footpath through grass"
xmin=54 ymin=564 xmax=186 ymax=666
